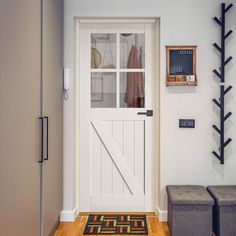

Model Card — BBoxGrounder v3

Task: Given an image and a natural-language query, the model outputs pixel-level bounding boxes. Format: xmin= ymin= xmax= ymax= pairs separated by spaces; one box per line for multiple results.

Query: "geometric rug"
xmin=83 ymin=214 xmax=148 ymax=235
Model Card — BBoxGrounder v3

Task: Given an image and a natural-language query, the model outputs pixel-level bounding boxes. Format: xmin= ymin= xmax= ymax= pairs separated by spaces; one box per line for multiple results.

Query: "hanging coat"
xmin=124 ymin=45 xmax=144 ymax=108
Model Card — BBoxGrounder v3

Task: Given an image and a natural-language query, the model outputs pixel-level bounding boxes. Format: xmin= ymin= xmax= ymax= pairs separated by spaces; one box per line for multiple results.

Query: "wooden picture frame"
xmin=166 ymin=45 xmax=197 ymax=86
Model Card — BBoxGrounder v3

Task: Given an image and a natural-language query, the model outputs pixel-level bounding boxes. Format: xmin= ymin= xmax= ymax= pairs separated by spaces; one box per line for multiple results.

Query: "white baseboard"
xmin=60 ymin=206 xmax=166 ymax=222
xmin=60 ymin=206 xmax=78 ymax=222
xmin=157 ymin=206 xmax=167 ymax=222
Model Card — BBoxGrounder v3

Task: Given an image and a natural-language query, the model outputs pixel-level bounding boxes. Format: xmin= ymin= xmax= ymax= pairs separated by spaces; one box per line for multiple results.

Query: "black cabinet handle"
xmin=38 ymin=117 xmax=44 ymax=163
xmin=44 ymin=116 xmax=49 ymax=160
xmin=137 ymin=110 xmax=153 ymax=117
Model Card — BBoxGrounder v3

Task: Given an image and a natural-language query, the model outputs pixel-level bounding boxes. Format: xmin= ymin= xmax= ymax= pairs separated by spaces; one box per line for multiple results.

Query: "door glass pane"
xmin=91 ymin=72 xmax=116 ymax=108
xmin=91 ymin=34 xmax=116 ymax=69
xmin=120 ymin=72 xmax=145 ymax=108
xmin=120 ymin=33 xmax=145 ymax=69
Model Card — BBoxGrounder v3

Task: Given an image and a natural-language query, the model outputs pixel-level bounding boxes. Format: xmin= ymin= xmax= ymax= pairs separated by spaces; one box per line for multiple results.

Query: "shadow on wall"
xmin=212 ymin=146 xmax=233 ymax=179
xmin=166 ymin=86 xmax=197 ymax=94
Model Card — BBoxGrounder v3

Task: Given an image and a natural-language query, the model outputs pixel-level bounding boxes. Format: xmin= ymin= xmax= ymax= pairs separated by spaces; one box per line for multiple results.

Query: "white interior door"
xmin=78 ymin=21 xmax=156 ymax=212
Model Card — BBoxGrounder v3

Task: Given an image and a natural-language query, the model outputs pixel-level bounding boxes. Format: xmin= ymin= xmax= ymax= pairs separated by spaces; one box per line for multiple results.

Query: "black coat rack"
xmin=212 ymin=3 xmax=233 ymax=164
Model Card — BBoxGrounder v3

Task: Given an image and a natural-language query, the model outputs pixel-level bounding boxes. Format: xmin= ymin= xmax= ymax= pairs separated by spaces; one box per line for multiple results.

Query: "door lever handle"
xmin=137 ymin=110 xmax=153 ymax=117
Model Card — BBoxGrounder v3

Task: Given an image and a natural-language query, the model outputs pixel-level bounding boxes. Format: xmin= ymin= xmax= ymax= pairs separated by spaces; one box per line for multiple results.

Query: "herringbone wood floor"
xmin=54 ymin=213 xmax=169 ymax=236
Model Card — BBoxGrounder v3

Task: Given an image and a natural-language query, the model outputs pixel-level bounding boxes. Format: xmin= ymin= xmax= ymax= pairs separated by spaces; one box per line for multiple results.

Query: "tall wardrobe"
xmin=0 ymin=0 xmax=63 ymax=235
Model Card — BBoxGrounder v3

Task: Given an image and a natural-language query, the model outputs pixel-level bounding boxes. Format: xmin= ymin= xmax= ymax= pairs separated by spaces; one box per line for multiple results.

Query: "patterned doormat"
xmin=83 ymin=214 xmax=148 ymax=235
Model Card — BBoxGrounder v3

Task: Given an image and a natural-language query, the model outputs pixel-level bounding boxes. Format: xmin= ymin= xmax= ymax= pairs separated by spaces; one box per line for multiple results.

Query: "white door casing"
xmin=77 ymin=21 xmax=157 ymax=212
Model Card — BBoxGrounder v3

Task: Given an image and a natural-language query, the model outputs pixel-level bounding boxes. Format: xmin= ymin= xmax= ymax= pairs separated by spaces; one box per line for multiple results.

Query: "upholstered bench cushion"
xmin=166 ymin=185 xmax=214 ymax=205
xmin=207 ymin=186 xmax=236 ymax=206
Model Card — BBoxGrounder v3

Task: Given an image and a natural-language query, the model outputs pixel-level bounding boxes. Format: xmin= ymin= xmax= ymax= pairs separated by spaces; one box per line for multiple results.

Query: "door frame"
xmin=75 ymin=18 xmax=160 ymax=214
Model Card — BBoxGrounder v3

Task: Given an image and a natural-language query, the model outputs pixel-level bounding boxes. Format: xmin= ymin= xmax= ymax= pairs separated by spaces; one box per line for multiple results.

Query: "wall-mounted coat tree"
xmin=212 ymin=3 xmax=233 ymax=164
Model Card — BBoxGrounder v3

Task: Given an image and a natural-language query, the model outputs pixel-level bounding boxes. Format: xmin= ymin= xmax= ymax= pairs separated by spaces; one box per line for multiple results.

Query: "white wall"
xmin=63 ymin=0 xmax=236 ymax=220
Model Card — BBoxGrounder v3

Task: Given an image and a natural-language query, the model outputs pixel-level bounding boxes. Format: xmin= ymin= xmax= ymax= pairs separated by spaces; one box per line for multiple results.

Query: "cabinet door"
xmin=42 ymin=0 xmax=63 ymax=235
xmin=0 ymin=1 xmax=41 ymax=236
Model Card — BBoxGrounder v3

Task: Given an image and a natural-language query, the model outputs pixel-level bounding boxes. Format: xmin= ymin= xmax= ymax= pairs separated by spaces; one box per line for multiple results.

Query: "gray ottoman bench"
xmin=166 ymin=185 xmax=214 ymax=236
xmin=207 ymin=186 xmax=236 ymax=236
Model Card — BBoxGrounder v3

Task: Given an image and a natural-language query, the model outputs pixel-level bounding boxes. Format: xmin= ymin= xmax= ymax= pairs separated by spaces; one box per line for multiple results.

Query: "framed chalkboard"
xmin=166 ymin=46 xmax=197 ymax=86
xmin=170 ymin=50 xmax=193 ymax=75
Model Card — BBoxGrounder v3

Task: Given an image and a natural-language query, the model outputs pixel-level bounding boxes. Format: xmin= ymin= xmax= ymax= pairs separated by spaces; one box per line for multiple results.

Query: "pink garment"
xmin=124 ymin=46 xmax=144 ymax=108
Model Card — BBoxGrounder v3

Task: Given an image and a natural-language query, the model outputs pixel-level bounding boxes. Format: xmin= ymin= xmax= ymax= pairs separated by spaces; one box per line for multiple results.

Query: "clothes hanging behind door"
xmin=124 ymin=45 xmax=144 ymax=108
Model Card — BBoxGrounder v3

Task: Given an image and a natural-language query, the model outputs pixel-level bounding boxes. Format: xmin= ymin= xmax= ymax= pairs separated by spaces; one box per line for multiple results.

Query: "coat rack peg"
xmin=225 ymin=30 xmax=233 ymax=39
xmin=225 ymin=3 xmax=233 ymax=13
xmin=224 ymin=56 xmax=233 ymax=65
xmin=213 ymin=43 xmax=222 ymax=52
xmin=213 ymin=125 xmax=221 ymax=134
xmin=213 ymin=151 xmax=221 ymax=161
xmin=213 ymin=16 xmax=222 ymax=26
xmin=224 ymin=85 xmax=232 ymax=95
xmin=213 ymin=69 xmax=222 ymax=79
xmin=213 ymin=98 xmax=221 ymax=108
xmin=224 ymin=138 xmax=232 ymax=147
xmin=224 ymin=112 xmax=232 ymax=121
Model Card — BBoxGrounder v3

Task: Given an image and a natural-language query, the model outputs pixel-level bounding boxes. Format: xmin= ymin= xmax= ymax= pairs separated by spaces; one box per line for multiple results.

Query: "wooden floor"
xmin=54 ymin=213 xmax=169 ymax=236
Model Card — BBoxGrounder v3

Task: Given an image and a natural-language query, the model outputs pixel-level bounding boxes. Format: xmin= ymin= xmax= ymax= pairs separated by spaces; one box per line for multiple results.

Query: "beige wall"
xmin=62 ymin=0 xmax=236 ymax=221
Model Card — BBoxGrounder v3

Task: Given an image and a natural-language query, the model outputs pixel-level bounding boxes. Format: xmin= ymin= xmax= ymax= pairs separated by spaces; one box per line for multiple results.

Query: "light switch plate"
xmin=179 ymin=119 xmax=195 ymax=128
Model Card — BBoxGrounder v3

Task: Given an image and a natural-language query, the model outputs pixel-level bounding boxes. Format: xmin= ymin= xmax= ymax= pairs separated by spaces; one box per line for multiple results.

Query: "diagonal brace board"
xmin=91 ymin=120 xmax=143 ymax=196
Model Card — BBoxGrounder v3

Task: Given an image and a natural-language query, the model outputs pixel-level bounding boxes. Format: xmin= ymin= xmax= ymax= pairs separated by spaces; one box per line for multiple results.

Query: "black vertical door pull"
xmin=44 ymin=116 xmax=49 ymax=160
xmin=38 ymin=117 xmax=44 ymax=163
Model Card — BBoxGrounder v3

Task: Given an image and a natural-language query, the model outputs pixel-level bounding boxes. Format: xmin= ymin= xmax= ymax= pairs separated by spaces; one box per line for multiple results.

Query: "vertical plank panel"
xmin=112 ymin=120 xmax=124 ymax=194
xmin=134 ymin=121 xmax=145 ymax=193
xmin=124 ymin=120 xmax=135 ymax=195
xmin=101 ymin=121 xmax=113 ymax=195
xmin=91 ymin=126 xmax=101 ymax=194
